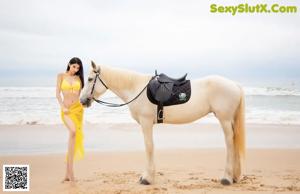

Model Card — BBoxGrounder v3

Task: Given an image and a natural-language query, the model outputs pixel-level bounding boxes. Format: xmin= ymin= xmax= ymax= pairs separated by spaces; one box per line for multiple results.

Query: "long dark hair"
xmin=66 ymin=57 xmax=84 ymax=88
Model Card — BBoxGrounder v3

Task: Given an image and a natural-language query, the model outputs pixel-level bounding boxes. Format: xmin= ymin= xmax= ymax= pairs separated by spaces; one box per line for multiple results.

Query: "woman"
xmin=56 ymin=57 xmax=85 ymax=182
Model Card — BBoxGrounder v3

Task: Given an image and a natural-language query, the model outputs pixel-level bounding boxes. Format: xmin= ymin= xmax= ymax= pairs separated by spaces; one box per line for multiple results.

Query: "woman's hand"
xmin=62 ymin=106 xmax=69 ymax=114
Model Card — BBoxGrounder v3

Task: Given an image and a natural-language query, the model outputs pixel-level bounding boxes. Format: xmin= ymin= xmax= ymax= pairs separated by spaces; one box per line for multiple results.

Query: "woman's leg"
xmin=62 ymin=114 xmax=76 ymax=182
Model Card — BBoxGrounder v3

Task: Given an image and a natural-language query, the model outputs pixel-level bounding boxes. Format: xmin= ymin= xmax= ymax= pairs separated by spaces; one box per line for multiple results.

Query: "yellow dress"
xmin=60 ymin=78 xmax=84 ymax=160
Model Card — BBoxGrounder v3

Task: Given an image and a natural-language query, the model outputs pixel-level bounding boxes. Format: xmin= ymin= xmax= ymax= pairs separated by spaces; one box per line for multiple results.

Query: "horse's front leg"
xmin=139 ymin=116 xmax=155 ymax=185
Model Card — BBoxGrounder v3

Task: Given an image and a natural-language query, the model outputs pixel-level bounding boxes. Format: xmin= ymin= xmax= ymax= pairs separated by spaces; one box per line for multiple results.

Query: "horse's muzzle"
xmin=80 ymin=97 xmax=91 ymax=107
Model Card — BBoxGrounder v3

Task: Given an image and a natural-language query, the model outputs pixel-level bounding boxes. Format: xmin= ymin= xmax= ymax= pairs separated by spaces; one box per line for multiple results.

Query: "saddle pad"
xmin=147 ymin=80 xmax=191 ymax=106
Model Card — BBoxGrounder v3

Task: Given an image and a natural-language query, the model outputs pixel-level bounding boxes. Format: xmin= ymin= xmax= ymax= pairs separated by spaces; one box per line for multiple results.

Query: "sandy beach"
xmin=0 ymin=123 xmax=300 ymax=193
xmin=0 ymin=149 xmax=300 ymax=194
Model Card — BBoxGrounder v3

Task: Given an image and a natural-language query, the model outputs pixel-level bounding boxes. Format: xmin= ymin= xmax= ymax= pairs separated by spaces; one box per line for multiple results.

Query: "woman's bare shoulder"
xmin=57 ymin=73 xmax=65 ymax=79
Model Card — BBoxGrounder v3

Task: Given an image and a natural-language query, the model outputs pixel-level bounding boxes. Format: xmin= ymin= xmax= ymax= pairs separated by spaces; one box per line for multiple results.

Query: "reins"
xmin=90 ymin=72 xmax=153 ymax=107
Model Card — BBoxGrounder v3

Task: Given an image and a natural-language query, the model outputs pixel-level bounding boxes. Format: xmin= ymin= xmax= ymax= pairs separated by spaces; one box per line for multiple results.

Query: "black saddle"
xmin=157 ymin=72 xmax=187 ymax=84
xmin=147 ymin=70 xmax=191 ymax=123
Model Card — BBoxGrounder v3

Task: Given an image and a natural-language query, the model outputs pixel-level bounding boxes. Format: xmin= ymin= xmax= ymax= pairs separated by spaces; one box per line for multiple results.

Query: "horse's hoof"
xmin=233 ymin=176 xmax=241 ymax=183
xmin=139 ymin=177 xmax=150 ymax=185
xmin=221 ymin=178 xmax=232 ymax=185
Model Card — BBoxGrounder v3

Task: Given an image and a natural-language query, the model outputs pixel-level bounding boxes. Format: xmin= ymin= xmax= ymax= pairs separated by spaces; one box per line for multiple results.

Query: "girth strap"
xmin=157 ymin=103 xmax=164 ymax=123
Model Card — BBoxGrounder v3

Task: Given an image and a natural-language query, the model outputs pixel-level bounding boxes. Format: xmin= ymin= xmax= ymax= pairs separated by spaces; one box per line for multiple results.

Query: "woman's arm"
xmin=56 ymin=74 xmax=64 ymax=108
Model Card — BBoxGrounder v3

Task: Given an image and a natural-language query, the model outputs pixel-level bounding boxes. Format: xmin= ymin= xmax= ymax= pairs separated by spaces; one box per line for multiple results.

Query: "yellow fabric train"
xmin=61 ymin=101 xmax=84 ymax=160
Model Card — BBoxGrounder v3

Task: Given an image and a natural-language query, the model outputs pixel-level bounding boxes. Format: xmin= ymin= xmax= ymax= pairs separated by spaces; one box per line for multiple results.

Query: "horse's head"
xmin=80 ymin=61 xmax=108 ymax=107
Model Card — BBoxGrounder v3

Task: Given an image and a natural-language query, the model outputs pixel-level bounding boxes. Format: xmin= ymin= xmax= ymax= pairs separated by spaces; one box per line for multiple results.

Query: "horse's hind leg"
xmin=139 ymin=116 xmax=155 ymax=185
xmin=219 ymin=119 xmax=235 ymax=185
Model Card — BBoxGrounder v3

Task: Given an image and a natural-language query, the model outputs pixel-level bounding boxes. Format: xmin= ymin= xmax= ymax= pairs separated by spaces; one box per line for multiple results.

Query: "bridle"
xmin=89 ymin=70 xmax=151 ymax=107
xmin=90 ymin=71 xmax=108 ymax=95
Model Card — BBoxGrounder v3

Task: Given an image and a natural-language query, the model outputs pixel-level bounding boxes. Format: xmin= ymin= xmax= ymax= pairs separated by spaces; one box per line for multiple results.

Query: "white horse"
xmin=80 ymin=61 xmax=245 ymax=185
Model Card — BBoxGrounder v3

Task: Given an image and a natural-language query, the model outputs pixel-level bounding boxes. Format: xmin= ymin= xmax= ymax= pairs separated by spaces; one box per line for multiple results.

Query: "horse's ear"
xmin=91 ymin=60 xmax=96 ymax=70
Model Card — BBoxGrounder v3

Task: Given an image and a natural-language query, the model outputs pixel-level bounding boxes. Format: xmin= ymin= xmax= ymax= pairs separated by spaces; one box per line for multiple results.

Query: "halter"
xmin=89 ymin=70 xmax=152 ymax=107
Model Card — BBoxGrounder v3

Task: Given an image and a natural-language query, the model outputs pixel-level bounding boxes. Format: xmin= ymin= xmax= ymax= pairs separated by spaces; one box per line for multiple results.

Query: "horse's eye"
xmin=88 ymin=78 xmax=93 ymax=82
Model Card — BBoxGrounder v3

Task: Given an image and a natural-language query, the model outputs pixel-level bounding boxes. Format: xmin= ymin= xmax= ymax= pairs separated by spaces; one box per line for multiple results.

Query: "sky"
xmin=0 ymin=0 xmax=299 ymax=86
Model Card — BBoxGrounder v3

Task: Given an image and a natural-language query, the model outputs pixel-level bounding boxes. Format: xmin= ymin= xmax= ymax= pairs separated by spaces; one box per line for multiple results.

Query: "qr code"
xmin=3 ymin=165 xmax=30 ymax=191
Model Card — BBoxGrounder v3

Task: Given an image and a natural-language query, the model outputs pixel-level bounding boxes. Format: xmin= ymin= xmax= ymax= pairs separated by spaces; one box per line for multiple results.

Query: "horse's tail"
xmin=233 ymin=86 xmax=246 ymax=161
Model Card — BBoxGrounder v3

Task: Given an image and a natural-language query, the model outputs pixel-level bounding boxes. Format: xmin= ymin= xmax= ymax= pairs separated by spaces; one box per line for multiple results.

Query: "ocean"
xmin=0 ymin=85 xmax=300 ymax=125
xmin=0 ymin=83 xmax=300 ymax=154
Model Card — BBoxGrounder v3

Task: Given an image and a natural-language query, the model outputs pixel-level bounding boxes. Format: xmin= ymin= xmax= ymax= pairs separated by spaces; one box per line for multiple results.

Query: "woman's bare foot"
xmin=69 ymin=176 xmax=77 ymax=182
xmin=61 ymin=177 xmax=70 ymax=183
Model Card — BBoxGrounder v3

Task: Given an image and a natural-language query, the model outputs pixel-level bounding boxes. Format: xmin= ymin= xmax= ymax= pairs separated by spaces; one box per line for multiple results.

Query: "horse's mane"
xmin=101 ymin=65 xmax=150 ymax=91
